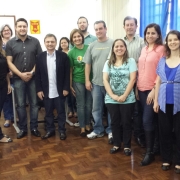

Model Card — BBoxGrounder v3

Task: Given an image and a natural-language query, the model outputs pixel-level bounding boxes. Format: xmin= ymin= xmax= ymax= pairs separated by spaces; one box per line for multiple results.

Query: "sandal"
xmin=175 ymin=165 xmax=180 ymax=174
xmin=161 ymin=163 xmax=171 ymax=171
xmin=124 ymin=148 xmax=131 ymax=156
xmin=0 ymin=137 xmax=13 ymax=143
xmin=68 ymin=112 xmax=73 ymax=118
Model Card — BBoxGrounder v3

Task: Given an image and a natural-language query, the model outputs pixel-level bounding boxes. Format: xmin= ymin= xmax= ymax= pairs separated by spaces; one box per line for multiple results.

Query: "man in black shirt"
xmin=6 ymin=18 xmax=42 ymax=139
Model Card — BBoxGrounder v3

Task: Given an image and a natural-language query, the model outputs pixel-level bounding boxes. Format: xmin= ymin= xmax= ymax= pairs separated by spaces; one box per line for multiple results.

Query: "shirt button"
xmin=24 ymin=52 xmax=26 ymax=54
xmin=23 ymin=47 xmax=25 ymax=48
xmin=24 ymin=63 xmax=26 ymax=65
xmin=24 ymin=69 xmax=26 ymax=71
xmin=24 ymin=57 xmax=26 ymax=59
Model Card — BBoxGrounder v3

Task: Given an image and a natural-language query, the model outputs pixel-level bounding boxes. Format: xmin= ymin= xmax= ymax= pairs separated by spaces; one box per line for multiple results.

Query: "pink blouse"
xmin=137 ymin=45 xmax=165 ymax=91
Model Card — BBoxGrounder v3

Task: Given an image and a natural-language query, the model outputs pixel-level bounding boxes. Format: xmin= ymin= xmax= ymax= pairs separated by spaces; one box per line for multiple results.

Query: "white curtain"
xmin=100 ymin=0 xmax=140 ymax=40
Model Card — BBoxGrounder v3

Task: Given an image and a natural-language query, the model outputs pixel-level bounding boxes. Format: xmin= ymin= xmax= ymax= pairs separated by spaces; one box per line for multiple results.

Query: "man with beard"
xmin=77 ymin=16 xmax=97 ymax=45
xmin=6 ymin=18 xmax=42 ymax=139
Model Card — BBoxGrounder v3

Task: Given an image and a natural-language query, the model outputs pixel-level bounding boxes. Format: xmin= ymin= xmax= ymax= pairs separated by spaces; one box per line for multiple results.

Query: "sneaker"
xmin=66 ymin=119 xmax=74 ymax=126
xmin=87 ymin=131 xmax=104 ymax=139
xmin=74 ymin=121 xmax=80 ymax=127
xmin=108 ymin=132 xmax=113 ymax=144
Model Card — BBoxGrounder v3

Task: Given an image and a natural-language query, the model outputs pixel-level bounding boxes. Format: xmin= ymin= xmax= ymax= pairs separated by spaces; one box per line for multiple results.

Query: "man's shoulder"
xmin=28 ymin=35 xmax=40 ymax=42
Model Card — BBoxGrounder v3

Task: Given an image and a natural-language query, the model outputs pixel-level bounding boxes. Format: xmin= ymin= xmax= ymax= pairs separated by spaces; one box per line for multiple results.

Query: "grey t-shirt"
xmin=83 ymin=38 xmax=114 ymax=86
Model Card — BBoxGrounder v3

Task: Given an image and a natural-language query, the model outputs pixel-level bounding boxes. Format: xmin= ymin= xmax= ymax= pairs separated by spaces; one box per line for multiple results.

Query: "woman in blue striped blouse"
xmin=154 ymin=30 xmax=180 ymax=174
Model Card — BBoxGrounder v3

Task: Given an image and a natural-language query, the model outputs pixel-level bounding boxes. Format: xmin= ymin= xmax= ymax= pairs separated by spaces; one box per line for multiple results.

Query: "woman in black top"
xmin=0 ymin=35 xmax=12 ymax=143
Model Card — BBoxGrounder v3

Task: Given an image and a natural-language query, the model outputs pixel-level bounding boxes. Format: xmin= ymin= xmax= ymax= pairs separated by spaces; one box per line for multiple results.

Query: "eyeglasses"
xmin=3 ymin=29 xmax=10 ymax=32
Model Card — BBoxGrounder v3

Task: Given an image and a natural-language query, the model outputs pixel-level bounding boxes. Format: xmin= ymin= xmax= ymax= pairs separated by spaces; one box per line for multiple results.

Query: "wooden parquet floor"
xmin=0 ymin=108 xmax=180 ymax=180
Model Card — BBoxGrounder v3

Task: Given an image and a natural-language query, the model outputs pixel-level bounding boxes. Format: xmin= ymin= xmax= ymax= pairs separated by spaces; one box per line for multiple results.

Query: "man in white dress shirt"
xmin=35 ymin=34 xmax=70 ymax=140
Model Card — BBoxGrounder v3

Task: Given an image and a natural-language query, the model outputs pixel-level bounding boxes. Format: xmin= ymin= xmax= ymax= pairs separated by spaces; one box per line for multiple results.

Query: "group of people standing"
xmin=0 ymin=15 xmax=180 ymax=174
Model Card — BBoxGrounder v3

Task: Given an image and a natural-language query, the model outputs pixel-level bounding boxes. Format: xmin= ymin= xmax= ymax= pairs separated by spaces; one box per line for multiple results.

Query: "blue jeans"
xmin=67 ymin=92 xmax=77 ymax=113
xmin=91 ymin=84 xmax=112 ymax=134
xmin=13 ymin=78 xmax=39 ymax=131
xmin=3 ymin=88 xmax=14 ymax=121
xmin=138 ymin=90 xmax=155 ymax=131
xmin=73 ymin=82 xmax=92 ymax=128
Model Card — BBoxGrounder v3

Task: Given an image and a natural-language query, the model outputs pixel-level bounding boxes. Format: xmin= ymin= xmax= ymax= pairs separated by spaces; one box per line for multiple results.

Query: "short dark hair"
xmin=144 ymin=23 xmax=163 ymax=45
xmin=44 ymin=33 xmax=57 ymax=42
xmin=109 ymin=39 xmax=129 ymax=67
xmin=123 ymin=16 xmax=137 ymax=26
xmin=165 ymin=30 xmax=180 ymax=58
xmin=15 ymin=18 xmax=28 ymax=26
xmin=94 ymin=20 xmax=106 ymax=28
xmin=0 ymin=24 xmax=13 ymax=38
xmin=58 ymin=37 xmax=70 ymax=52
xmin=69 ymin=29 xmax=84 ymax=46
xmin=77 ymin=16 xmax=88 ymax=24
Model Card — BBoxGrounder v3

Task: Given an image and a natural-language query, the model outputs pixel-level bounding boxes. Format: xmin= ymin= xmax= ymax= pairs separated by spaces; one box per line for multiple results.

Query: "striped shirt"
xmin=157 ymin=57 xmax=180 ymax=114
xmin=123 ymin=35 xmax=145 ymax=62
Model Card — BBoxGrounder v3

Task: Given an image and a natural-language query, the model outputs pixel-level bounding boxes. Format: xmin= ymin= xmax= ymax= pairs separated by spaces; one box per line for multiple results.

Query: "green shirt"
xmin=68 ymin=44 xmax=88 ymax=83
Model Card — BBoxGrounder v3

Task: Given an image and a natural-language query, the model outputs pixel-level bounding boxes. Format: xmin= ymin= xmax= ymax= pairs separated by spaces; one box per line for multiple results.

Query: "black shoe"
xmin=140 ymin=151 xmax=155 ymax=166
xmin=161 ymin=163 xmax=171 ymax=171
xmin=124 ymin=148 xmax=131 ymax=156
xmin=31 ymin=129 xmax=41 ymax=137
xmin=17 ymin=130 xmax=27 ymax=139
xmin=60 ymin=132 xmax=67 ymax=140
xmin=110 ymin=147 xmax=120 ymax=154
xmin=41 ymin=131 xmax=55 ymax=139
xmin=108 ymin=137 xmax=113 ymax=144
xmin=80 ymin=132 xmax=86 ymax=137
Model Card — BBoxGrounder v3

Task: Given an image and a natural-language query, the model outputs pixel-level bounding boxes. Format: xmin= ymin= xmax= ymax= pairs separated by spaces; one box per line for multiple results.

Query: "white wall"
xmin=0 ymin=0 xmax=101 ymax=50
xmin=1 ymin=0 xmax=140 ymax=49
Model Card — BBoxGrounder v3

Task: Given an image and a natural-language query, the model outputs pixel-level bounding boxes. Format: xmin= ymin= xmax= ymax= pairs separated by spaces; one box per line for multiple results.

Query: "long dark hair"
xmin=58 ymin=37 xmax=70 ymax=52
xmin=144 ymin=23 xmax=163 ymax=45
xmin=165 ymin=30 xmax=180 ymax=58
xmin=108 ymin=39 xmax=129 ymax=67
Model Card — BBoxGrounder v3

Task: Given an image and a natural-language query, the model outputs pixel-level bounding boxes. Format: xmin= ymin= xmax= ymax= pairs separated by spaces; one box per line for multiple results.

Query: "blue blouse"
xmin=165 ymin=63 xmax=179 ymax=104
xmin=156 ymin=57 xmax=180 ymax=114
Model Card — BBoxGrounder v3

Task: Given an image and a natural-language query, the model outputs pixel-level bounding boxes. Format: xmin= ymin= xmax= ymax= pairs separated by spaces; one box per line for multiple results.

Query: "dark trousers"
xmin=106 ymin=103 xmax=135 ymax=148
xmin=43 ymin=96 xmax=66 ymax=133
xmin=133 ymin=99 xmax=144 ymax=138
xmin=0 ymin=85 xmax=8 ymax=139
xmin=158 ymin=104 xmax=180 ymax=165
xmin=138 ymin=90 xmax=155 ymax=131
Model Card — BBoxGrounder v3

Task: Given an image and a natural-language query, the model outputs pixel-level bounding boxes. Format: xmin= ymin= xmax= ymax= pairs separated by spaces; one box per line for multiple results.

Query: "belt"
xmin=161 ymin=81 xmax=180 ymax=84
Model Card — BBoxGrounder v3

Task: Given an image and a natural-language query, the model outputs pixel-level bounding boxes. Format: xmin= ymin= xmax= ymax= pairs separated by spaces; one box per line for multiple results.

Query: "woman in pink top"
xmin=136 ymin=23 xmax=164 ymax=166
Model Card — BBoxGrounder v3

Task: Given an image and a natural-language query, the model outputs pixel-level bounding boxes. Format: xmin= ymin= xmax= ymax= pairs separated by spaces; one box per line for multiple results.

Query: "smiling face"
xmin=15 ymin=21 xmax=28 ymax=38
xmin=94 ymin=23 xmax=107 ymax=40
xmin=113 ymin=40 xmax=127 ymax=58
xmin=167 ymin=34 xmax=180 ymax=51
xmin=44 ymin=36 xmax=57 ymax=52
xmin=2 ymin=26 xmax=12 ymax=39
xmin=72 ymin=32 xmax=83 ymax=46
xmin=145 ymin=27 xmax=159 ymax=45
xmin=124 ymin=19 xmax=137 ymax=37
